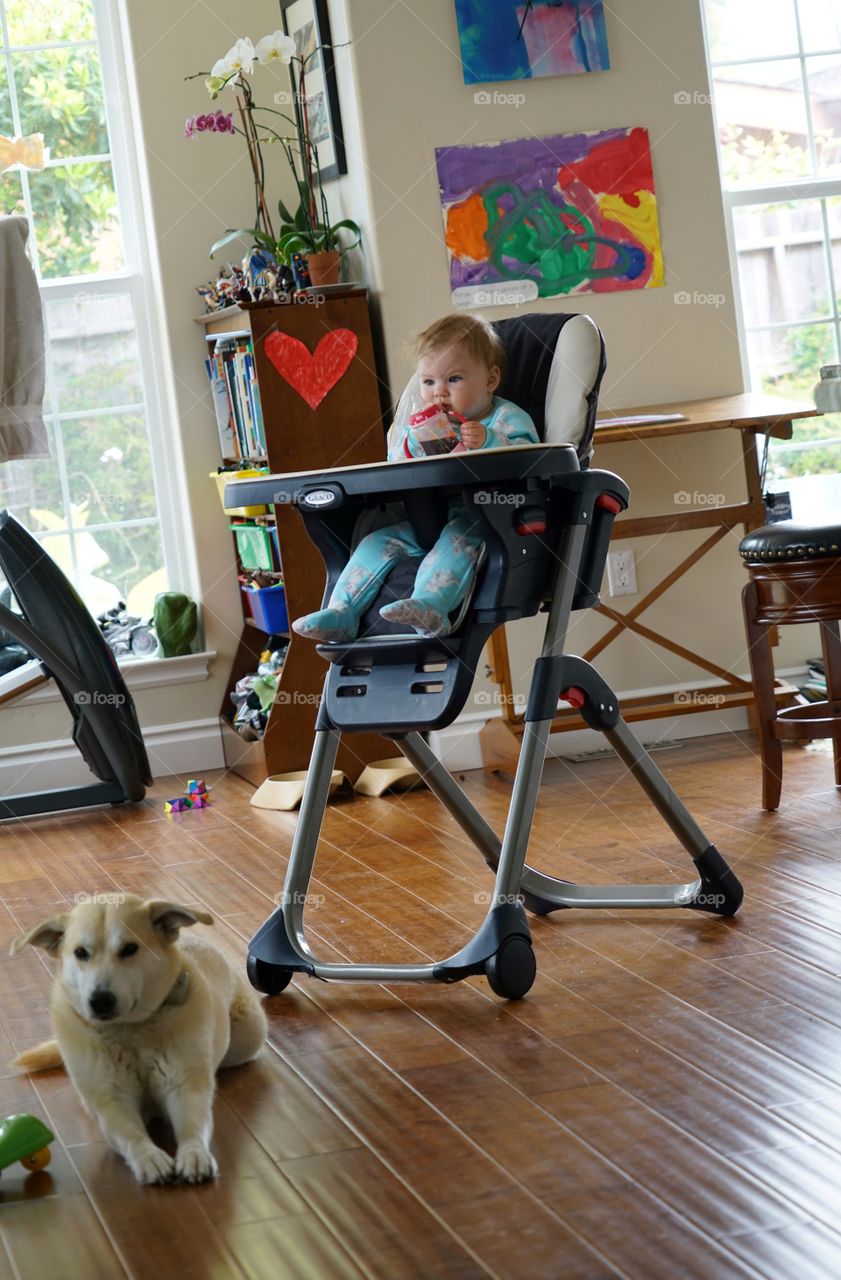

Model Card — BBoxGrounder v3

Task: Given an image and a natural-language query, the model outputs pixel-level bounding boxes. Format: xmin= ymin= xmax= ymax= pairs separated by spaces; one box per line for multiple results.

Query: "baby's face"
xmin=418 ymin=342 xmax=500 ymax=419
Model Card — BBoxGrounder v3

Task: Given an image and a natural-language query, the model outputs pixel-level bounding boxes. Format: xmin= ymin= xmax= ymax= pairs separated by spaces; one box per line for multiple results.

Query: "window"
xmin=703 ymin=0 xmax=841 ymax=514
xmin=0 ymin=0 xmax=178 ymax=618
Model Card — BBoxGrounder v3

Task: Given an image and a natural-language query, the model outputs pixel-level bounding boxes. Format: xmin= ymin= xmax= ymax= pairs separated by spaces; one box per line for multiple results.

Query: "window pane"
xmin=797 ymin=0 xmax=841 ymax=53
xmin=29 ymin=160 xmax=123 ymax=277
xmin=0 ymin=420 xmax=65 ymax=528
xmin=747 ymin=321 xmax=838 ymax=400
xmin=36 ymin=526 xmax=120 ymax=616
xmin=93 ymin=523 xmax=166 ymax=614
xmin=705 ymin=0 xmax=799 ymax=62
xmin=734 ymin=200 xmax=832 ymax=326
xmin=828 ymin=195 xmax=841 ymax=311
xmin=45 ymin=294 xmax=143 ymax=414
xmin=14 ymin=46 xmax=109 ymax=162
xmin=768 ymin=411 xmax=841 ymax=483
xmin=66 ymin=413 xmax=158 ymax=528
xmin=806 ymin=54 xmax=841 ymax=174
xmin=4 ymin=0 xmax=96 ymax=47
xmin=0 ymin=167 xmax=25 ymax=217
xmin=715 ymin=60 xmax=809 ymax=184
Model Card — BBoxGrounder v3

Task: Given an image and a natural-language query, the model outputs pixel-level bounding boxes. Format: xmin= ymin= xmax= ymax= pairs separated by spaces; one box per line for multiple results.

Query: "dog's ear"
xmin=146 ymin=900 xmax=213 ymax=941
xmin=10 ymin=914 xmax=69 ymax=956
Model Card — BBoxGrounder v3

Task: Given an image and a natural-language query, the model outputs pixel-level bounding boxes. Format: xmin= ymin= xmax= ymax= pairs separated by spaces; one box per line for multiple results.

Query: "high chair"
xmin=228 ymin=312 xmax=743 ymax=1001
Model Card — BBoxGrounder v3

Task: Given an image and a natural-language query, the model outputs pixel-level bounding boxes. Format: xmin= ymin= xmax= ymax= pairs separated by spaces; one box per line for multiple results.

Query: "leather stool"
xmin=740 ymin=521 xmax=841 ymax=810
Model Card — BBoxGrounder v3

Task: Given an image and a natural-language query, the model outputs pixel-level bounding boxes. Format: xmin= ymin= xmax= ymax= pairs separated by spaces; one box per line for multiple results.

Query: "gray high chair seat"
xmin=227 ymin=312 xmax=743 ymax=1001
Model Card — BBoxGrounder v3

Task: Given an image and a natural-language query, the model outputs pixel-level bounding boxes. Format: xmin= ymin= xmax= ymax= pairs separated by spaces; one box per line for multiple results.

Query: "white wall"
xmin=0 ymin=0 xmax=819 ymax=776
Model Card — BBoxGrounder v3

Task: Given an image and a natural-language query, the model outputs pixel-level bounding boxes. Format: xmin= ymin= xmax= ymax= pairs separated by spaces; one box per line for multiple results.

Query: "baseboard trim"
xmin=0 ymin=716 xmax=225 ymax=794
xmin=428 ymin=668 xmax=808 ymax=772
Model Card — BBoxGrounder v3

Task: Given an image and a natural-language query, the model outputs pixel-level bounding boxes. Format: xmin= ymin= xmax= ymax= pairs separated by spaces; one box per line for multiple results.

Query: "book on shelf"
xmin=205 ymin=331 xmax=266 ymax=459
xmin=799 ymin=658 xmax=827 ymax=702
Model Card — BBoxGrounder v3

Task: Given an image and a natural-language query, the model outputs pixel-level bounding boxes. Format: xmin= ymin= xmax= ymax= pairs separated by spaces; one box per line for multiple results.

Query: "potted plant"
xmin=276 ymin=199 xmax=361 ymax=286
xmin=186 ymin=33 xmax=361 ymax=291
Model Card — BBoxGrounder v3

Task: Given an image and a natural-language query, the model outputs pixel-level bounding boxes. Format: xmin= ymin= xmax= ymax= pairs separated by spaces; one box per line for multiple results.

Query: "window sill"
xmin=9 ymin=650 xmax=216 ymax=706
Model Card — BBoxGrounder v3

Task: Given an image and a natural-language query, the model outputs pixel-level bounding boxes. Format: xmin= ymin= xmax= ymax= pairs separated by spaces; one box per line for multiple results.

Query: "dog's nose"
xmin=89 ymin=988 xmax=117 ymax=1020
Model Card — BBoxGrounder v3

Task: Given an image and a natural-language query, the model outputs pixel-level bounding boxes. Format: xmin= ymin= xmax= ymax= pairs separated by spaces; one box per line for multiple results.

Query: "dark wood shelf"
xmin=206 ymin=288 xmax=393 ymax=784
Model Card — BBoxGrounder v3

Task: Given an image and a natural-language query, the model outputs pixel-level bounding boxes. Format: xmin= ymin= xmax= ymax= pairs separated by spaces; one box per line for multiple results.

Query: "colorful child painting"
xmin=436 ymin=126 xmax=664 ymax=300
xmin=455 ymin=0 xmax=610 ymax=83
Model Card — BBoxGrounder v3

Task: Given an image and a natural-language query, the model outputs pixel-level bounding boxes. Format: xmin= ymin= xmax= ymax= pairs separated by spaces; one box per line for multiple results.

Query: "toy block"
xmin=190 ymin=793 xmax=210 ymax=808
xmin=186 ymin=779 xmax=207 ymax=796
xmin=165 ymin=797 xmax=190 ymax=813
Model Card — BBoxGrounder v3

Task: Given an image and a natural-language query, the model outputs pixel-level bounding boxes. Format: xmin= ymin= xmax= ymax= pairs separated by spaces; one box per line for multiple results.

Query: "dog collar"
xmin=161 ymin=970 xmax=190 ymax=1008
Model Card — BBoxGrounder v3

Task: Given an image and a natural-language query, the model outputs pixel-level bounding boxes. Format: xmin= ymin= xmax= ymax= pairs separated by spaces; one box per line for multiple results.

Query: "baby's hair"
xmin=412 ymin=313 xmax=506 ymax=377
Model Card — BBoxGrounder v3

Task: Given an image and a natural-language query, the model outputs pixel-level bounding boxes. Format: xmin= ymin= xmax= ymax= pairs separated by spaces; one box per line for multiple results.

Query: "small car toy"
xmin=0 ymin=1114 xmax=54 ymax=1174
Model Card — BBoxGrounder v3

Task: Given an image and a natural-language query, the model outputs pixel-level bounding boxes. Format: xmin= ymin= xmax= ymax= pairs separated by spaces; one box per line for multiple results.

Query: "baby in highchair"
xmin=291 ymin=312 xmax=538 ymax=641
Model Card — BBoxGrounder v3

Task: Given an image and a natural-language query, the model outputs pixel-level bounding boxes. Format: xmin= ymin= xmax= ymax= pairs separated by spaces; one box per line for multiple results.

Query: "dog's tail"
xmin=12 ymin=1039 xmax=63 ymax=1072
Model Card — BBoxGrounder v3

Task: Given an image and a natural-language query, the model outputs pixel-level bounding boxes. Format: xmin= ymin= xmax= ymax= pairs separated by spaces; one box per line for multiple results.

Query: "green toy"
xmin=153 ymin=592 xmax=198 ymax=658
xmin=0 ymin=1114 xmax=54 ymax=1174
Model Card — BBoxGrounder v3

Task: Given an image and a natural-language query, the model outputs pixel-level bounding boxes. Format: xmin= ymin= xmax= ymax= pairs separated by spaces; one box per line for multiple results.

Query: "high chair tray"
xmin=224 ymin=443 xmax=579 ymax=510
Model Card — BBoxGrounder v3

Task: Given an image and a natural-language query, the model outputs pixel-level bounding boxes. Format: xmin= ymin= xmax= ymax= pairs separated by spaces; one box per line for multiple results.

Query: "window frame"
xmin=702 ymin=0 xmax=841 ymax=465
xmin=0 ymin=0 xmax=197 ymax=601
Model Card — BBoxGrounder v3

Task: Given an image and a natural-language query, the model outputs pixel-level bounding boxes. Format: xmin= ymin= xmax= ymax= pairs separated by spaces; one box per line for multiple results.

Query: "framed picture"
xmin=436 ymin=126 xmax=663 ymax=304
xmin=454 ymin=0 xmax=610 ymax=84
xmin=280 ymin=0 xmax=347 ymax=182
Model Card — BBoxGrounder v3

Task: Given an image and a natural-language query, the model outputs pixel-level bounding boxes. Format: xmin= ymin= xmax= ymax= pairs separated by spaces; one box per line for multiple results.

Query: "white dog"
xmin=10 ymin=893 xmax=267 ymax=1185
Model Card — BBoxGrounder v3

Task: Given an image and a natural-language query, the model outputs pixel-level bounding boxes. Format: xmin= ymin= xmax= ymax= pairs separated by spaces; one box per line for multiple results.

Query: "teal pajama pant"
xmin=328 ymin=511 xmax=483 ymax=623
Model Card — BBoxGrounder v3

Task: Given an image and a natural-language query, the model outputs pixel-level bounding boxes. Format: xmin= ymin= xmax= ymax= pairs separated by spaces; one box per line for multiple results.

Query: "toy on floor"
xmin=164 ymin=779 xmax=211 ymax=814
xmin=0 ymin=1114 xmax=54 ymax=1174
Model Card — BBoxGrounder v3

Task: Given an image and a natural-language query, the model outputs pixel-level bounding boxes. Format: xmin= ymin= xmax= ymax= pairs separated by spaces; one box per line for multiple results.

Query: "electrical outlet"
xmin=606 ymin=548 xmax=637 ymax=596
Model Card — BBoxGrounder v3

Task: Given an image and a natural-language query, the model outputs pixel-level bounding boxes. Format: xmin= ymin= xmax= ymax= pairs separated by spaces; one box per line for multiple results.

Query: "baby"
xmin=292 ymin=313 xmax=538 ymax=641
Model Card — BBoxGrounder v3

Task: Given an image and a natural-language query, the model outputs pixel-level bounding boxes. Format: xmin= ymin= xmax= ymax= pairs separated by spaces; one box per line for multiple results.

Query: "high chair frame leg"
xmin=247 ymin=520 xmax=742 ymax=1002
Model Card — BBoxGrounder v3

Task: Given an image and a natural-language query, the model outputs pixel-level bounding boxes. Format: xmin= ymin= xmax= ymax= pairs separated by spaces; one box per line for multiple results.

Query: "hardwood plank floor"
xmin=1 ymin=732 xmax=841 ymax=1277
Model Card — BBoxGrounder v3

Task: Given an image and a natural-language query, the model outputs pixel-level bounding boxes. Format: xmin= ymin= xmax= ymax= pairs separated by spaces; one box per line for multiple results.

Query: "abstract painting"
xmin=455 ymin=0 xmax=610 ymax=84
xmin=436 ymin=127 xmax=664 ymax=302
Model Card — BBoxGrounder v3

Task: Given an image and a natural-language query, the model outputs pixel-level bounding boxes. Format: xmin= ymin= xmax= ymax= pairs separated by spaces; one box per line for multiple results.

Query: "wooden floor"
xmin=2 ymin=733 xmax=841 ymax=1278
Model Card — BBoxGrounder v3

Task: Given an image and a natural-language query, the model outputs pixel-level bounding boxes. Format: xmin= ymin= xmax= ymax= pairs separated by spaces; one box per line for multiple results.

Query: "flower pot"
xmin=306 ymin=250 xmax=341 ymax=286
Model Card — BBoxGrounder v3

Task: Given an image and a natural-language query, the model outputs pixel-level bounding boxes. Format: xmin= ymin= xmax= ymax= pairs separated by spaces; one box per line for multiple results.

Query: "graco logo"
xmin=300 ymin=489 xmax=336 ymax=507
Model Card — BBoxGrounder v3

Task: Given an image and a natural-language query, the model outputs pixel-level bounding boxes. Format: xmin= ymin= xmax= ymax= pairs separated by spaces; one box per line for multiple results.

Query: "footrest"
xmin=773 ymin=698 xmax=841 ymax=740
xmin=317 ymin=624 xmax=495 ymax=733
xmin=317 ymin=632 xmax=461 ymax=667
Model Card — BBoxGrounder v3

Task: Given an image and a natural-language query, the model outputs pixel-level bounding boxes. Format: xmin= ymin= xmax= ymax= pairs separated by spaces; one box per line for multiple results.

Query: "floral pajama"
xmin=293 ymin=510 xmax=483 ymax=640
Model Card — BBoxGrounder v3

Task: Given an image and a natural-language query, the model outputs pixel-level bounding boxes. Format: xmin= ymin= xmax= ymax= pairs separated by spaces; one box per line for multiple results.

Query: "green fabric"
xmin=153 ymin=592 xmax=197 ymax=658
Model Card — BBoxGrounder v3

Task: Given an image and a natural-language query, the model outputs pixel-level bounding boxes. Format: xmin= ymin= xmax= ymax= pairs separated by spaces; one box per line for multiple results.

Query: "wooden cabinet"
xmin=199 ymin=288 xmax=393 ymax=786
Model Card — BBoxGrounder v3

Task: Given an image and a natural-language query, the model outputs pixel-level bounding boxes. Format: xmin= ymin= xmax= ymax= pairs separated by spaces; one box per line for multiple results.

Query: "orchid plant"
xmin=186 ymin=32 xmax=360 ymax=268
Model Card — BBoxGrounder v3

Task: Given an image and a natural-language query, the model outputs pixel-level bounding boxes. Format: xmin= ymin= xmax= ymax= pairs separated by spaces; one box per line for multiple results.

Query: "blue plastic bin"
xmin=245 ymin=583 xmax=288 ymax=634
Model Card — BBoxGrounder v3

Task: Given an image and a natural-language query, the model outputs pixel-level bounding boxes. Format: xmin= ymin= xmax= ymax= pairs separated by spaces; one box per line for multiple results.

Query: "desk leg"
xmin=488 ymin=627 xmax=517 ymax=724
xmin=742 ymin=429 xmax=779 ymax=655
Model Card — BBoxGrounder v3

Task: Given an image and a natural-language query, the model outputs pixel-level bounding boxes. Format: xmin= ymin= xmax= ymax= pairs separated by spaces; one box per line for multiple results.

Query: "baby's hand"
xmin=459 ymin=420 xmax=487 ymax=450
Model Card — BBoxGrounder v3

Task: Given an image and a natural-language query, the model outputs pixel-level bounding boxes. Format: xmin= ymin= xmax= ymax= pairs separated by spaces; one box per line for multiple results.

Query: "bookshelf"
xmin=198 ymin=288 xmax=393 ymax=788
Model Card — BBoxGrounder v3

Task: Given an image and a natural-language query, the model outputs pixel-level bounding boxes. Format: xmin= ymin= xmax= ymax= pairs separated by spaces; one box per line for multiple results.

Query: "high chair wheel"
xmin=485 ymin=936 xmax=536 ymax=1000
xmin=247 ymin=955 xmax=293 ymax=996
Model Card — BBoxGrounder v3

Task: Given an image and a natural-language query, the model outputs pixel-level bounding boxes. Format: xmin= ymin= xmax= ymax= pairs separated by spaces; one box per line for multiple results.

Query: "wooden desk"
xmin=483 ymin=393 xmax=820 ymax=757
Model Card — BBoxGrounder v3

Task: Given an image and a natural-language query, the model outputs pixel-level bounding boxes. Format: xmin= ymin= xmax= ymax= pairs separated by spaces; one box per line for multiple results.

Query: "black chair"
xmin=0 ymin=510 xmax=151 ymax=819
xmin=229 ymin=313 xmax=743 ymax=1001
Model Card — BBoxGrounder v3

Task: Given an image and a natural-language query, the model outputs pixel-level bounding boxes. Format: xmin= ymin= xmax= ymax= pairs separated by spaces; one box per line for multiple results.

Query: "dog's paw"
xmin=130 ymin=1146 xmax=175 ymax=1185
xmin=175 ymin=1141 xmax=218 ymax=1183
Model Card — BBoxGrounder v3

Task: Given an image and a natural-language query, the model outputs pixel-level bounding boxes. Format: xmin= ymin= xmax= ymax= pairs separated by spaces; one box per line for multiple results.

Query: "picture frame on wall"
xmin=280 ymin=0 xmax=347 ymax=182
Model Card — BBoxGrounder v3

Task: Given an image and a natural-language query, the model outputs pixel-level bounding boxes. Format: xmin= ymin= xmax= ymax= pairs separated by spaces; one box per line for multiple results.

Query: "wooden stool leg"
xmin=742 ymin=579 xmax=784 ymax=810
xmin=820 ymin=619 xmax=841 ymax=789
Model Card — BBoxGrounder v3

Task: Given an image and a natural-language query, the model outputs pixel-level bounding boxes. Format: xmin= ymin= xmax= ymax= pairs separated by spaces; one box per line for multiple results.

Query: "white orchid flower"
xmin=255 ymin=31 xmax=296 ymax=64
xmin=215 ymin=37 xmax=257 ymax=79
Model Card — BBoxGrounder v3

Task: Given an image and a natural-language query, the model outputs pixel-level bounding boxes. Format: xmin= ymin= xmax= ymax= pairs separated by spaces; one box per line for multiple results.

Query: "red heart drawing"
xmin=264 ymin=328 xmax=359 ymax=410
